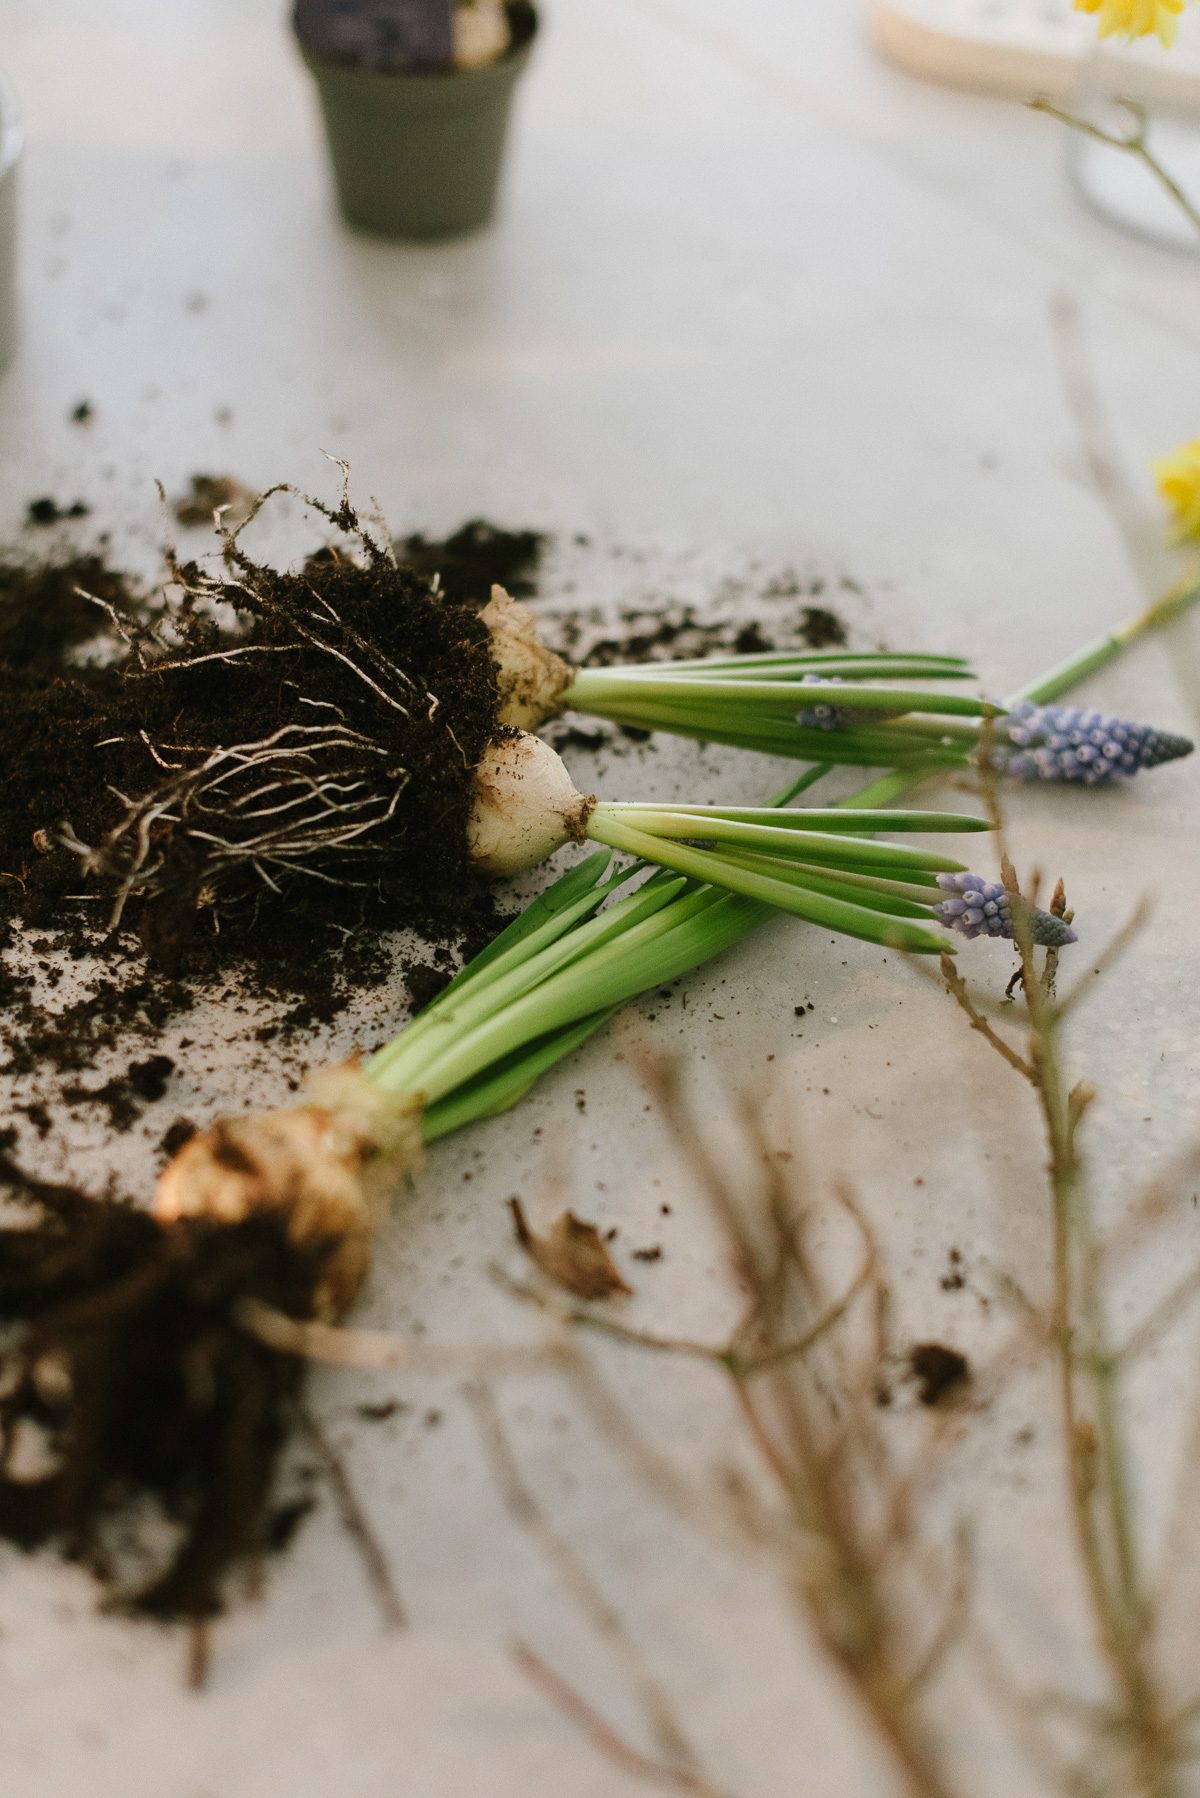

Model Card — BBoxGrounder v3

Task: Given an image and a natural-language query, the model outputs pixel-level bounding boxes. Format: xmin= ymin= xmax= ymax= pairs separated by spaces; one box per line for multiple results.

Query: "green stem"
xmin=370 ymin=572 xmax=1198 ymax=1139
xmin=1012 ymin=569 xmax=1200 ymax=706
xmin=584 ymin=811 xmax=952 ymax=953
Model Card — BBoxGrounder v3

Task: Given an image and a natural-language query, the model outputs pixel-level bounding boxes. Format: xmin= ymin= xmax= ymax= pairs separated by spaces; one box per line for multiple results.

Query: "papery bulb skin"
xmin=467 ymin=730 xmax=594 ymax=876
xmin=153 ymin=1064 xmax=424 ymax=1318
xmin=484 ymin=586 xmax=574 ymax=730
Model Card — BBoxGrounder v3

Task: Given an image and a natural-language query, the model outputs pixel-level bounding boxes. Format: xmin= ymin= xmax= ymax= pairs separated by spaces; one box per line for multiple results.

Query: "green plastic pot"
xmin=298 ymin=19 xmax=537 ymax=241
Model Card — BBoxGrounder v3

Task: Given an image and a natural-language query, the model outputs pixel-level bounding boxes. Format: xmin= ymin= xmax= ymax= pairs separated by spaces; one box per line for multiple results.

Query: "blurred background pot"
xmin=0 ymin=75 xmax=22 ymax=374
xmin=296 ymin=3 xmax=537 ymax=240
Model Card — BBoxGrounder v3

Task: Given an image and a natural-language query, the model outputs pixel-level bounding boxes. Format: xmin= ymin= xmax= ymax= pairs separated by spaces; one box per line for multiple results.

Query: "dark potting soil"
xmin=63 ymin=1052 xmax=176 ymax=1131
xmin=397 ymin=517 xmax=546 ymax=603
xmin=0 ymin=1152 xmax=326 ymax=1621
xmin=0 ymin=552 xmax=141 ymax=677
xmin=0 ymin=532 xmax=509 ymax=1076
xmin=0 ymin=523 xmax=853 ymax=1083
xmin=571 ymin=600 xmax=846 ymax=668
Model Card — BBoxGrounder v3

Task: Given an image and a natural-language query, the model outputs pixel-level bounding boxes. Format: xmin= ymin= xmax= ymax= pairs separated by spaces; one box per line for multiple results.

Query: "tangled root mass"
xmin=0 ymin=1153 xmax=329 ymax=1619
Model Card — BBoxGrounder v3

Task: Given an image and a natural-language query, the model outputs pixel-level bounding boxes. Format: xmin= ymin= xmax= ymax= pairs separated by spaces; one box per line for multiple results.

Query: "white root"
xmin=466 ymin=730 xmax=595 ymax=877
xmin=153 ymin=1063 xmax=424 ymax=1319
xmin=483 ymin=585 xmax=574 ymax=730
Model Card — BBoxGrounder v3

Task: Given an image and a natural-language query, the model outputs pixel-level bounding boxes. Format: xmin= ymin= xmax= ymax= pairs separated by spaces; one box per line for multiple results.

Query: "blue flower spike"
xmin=934 ymin=872 xmax=1078 ymax=948
xmin=997 ymin=701 xmax=1193 ymax=785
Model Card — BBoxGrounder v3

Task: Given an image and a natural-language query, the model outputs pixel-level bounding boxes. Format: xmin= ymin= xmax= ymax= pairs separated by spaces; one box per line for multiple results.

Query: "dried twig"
xmin=471 ymin=1384 xmax=713 ymax=1788
xmin=511 ymin=1644 xmax=726 ymax=1797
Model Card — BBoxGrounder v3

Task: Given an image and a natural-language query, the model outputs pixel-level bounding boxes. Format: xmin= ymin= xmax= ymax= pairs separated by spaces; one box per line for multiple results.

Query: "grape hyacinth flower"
xmin=934 ymin=872 xmax=1078 ymax=947
xmin=995 ymin=701 xmax=1193 ymax=785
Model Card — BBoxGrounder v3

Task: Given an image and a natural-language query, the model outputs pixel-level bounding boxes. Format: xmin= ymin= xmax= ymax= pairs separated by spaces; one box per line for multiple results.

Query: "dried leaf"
xmin=508 ymin=1198 xmax=632 ymax=1301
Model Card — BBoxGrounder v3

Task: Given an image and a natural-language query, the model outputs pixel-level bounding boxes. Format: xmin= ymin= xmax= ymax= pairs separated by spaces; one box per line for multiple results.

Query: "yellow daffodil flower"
xmin=1074 ymin=0 xmax=1186 ymax=47
xmin=1153 ymin=439 xmax=1200 ymax=541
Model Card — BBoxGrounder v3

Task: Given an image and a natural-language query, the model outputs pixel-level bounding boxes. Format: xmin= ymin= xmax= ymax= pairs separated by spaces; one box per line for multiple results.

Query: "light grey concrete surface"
xmin=0 ymin=3 xmax=1198 ymax=1794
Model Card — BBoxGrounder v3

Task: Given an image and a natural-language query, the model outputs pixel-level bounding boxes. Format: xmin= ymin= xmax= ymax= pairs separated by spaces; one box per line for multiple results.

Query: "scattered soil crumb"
xmin=357 ymin=1399 xmax=408 ymax=1423
xmin=64 ymin=1052 xmax=175 ymax=1130
xmin=909 ymin=1342 xmax=970 ymax=1407
xmin=160 ymin=1116 xmax=198 ymax=1157
xmin=398 ymin=519 xmax=545 ymax=603
xmin=70 ymin=400 xmax=94 ymax=426
xmin=26 ymin=498 xmax=91 ymax=528
xmin=940 ymin=1248 xmax=966 ymax=1292
xmin=172 ymin=473 xmax=254 ymax=528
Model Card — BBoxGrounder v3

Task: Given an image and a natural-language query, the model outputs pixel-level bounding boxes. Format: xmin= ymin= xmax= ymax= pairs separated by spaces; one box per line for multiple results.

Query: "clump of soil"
xmin=63 ymin=1052 xmax=175 ymax=1130
xmin=908 ymin=1341 xmax=970 ymax=1406
xmin=0 ymin=505 xmax=506 ymax=975
xmin=398 ymin=518 xmax=545 ymax=602
xmin=565 ymin=598 xmax=845 ymax=668
xmin=0 ymin=1153 xmax=326 ymax=1621
xmin=0 ymin=511 xmax=521 ymax=1078
xmin=67 ymin=540 xmax=501 ymax=944
xmin=172 ymin=473 xmax=255 ymax=528
xmin=26 ymin=497 xmax=91 ymax=528
xmin=0 ymin=553 xmax=140 ymax=677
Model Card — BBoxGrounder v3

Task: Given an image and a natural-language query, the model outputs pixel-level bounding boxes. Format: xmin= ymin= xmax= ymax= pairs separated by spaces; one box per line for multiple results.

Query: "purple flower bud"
xmin=995 ymin=702 xmax=1192 ymax=785
xmin=933 ymin=872 xmax=1077 ymax=947
xmin=796 ymin=674 xmax=901 ymax=732
xmin=797 ymin=673 xmax=846 ymax=732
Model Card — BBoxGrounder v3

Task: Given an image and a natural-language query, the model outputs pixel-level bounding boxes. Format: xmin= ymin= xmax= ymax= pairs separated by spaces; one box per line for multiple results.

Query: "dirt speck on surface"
xmin=909 ymin=1342 xmax=970 ymax=1407
xmin=939 ymin=1248 xmax=966 ymax=1292
xmin=160 ymin=1116 xmax=198 ymax=1157
xmin=63 ymin=1052 xmax=176 ymax=1130
xmin=172 ymin=473 xmax=255 ymax=528
xmin=26 ymin=497 xmax=91 ymax=528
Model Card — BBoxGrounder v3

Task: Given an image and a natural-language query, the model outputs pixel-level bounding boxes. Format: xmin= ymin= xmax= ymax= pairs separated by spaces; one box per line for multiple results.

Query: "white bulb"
xmin=467 ymin=731 xmax=594 ymax=876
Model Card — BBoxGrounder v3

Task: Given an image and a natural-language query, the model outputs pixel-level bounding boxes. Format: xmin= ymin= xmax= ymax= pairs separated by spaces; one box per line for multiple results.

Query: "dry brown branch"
xmin=470 ymin=1384 xmax=714 ymax=1788
xmin=938 ymin=951 xmax=1035 ymax=1080
xmin=937 ymin=847 xmax=1183 ymax=1797
xmin=511 ymin=1644 xmax=726 ymax=1797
